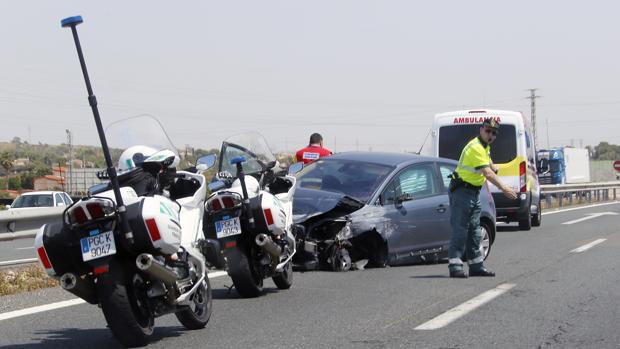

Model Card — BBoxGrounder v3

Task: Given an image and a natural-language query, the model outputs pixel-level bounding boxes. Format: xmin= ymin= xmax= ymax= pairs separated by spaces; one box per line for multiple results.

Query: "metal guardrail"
xmin=541 ymin=181 xmax=620 ymax=208
xmin=0 ymin=207 xmax=64 ymax=241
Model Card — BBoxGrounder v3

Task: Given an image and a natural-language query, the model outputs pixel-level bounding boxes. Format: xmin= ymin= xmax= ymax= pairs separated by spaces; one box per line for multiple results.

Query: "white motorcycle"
xmin=202 ymin=132 xmax=297 ymax=298
xmin=35 ymin=115 xmax=215 ymax=347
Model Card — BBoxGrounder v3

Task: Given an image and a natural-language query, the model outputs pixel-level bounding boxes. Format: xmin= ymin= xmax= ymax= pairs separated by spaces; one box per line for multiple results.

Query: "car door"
xmin=436 ymin=162 xmax=458 ymax=246
xmin=380 ymin=163 xmax=445 ymax=262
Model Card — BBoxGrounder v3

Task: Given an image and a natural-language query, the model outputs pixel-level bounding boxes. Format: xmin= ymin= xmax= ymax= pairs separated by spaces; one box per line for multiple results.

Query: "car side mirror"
xmin=196 ymin=154 xmax=217 ymax=172
xmin=288 ymin=162 xmax=304 ymax=175
xmin=394 ymin=193 xmax=414 ymax=207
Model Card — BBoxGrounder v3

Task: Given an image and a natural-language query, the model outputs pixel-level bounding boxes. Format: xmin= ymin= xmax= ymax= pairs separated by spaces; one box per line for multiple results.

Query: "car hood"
xmin=292 ymin=188 xmax=365 ymax=223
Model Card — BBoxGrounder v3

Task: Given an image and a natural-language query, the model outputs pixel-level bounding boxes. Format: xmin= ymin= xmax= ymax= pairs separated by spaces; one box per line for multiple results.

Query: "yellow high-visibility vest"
xmin=455 ymin=137 xmax=491 ymax=186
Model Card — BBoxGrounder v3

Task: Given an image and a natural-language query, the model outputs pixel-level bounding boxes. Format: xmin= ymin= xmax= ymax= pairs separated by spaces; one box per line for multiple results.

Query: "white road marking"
xmin=0 ymin=298 xmax=86 ymax=321
xmin=562 ymin=212 xmax=618 ymax=225
xmin=16 ymin=247 xmax=34 ymax=250
xmin=542 ymin=201 xmax=620 ymax=216
xmin=0 ymin=258 xmax=38 ymax=266
xmin=0 ymin=270 xmax=228 ymax=322
xmin=571 ymin=239 xmax=607 ymax=253
xmin=415 ymin=283 xmax=516 ymax=330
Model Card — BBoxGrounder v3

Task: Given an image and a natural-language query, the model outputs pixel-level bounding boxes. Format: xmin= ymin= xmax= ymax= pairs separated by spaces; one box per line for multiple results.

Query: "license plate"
xmin=80 ymin=230 xmax=116 ymax=262
xmin=215 ymin=217 xmax=241 ymax=239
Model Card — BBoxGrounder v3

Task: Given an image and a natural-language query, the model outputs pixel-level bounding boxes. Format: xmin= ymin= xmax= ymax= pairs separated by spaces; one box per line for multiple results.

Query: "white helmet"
xmin=118 ymin=145 xmax=158 ymax=173
xmin=143 ymin=149 xmax=180 ymax=169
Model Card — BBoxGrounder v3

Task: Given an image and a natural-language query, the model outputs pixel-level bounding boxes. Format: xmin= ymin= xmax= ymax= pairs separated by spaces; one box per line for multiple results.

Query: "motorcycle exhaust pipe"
xmin=135 ymin=253 xmax=180 ymax=284
xmin=255 ymin=233 xmax=282 ymax=258
xmin=60 ymin=272 xmax=98 ymax=304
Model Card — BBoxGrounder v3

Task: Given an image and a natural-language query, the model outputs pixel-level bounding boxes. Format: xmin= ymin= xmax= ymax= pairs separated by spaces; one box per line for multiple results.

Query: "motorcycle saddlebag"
xmin=38 ymin=221 xmax=86 ymax=277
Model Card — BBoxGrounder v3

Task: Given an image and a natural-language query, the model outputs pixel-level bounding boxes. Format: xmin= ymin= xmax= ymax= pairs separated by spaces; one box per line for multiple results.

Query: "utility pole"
xmin=526 ymin=88 xmax=541 ymax=148
xmin=66 ymin=129 xmax=73 ymax=194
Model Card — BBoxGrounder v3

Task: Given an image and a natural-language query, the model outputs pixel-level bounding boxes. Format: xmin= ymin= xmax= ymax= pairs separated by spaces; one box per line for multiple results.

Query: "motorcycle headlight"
xmin=336 ymin=222 xmax=352 ymax=240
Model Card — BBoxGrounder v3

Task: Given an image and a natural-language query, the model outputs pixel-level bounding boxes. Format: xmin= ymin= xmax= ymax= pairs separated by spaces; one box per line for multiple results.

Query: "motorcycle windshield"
xmin=105 ymin=114 xmax=179 ymax=169
xmin=219 ymin=132 xmax=276 ymax=176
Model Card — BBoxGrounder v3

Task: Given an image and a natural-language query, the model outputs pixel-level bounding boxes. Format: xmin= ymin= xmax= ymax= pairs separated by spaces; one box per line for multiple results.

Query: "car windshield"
xmin=438 ymin=124 xmax=517 ymax=164
xmin=219 ymin=132 xmax=276 ymax=176
xmin=295 ymin=159 xmax=393 ymax=202
xmin=12 ymin=194 xmax=54 ymax=208
xmin=105 ymin=114 xmax=179 ymax=168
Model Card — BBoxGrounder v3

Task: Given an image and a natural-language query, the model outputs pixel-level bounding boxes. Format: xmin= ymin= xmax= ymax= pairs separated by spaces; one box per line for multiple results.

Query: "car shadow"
xmin=212 ymin=286 xmax=280 ymax=299
xmin=3 ymin=326 xmax=185 ymax=348
xmin=497 ymin=225 xmax=521 ymax=232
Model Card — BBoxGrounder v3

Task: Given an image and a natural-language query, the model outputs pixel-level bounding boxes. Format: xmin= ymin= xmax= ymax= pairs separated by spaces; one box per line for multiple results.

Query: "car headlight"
xmin=336 ymin=222 xmax=352 ymax=240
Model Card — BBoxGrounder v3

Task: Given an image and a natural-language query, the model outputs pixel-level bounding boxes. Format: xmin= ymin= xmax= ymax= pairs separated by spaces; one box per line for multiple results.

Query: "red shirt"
xmin=295 ymin=145 xmax=332 ymax=164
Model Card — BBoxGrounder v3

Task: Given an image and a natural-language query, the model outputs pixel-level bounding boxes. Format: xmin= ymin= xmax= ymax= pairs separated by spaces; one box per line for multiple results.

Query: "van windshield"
xmin=438 ymin=124 xmax=517 ymax=164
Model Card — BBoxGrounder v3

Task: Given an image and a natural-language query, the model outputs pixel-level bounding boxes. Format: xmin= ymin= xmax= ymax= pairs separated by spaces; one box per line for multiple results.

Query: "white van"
xmin=425 ymin=109 xmax=541 ymax=230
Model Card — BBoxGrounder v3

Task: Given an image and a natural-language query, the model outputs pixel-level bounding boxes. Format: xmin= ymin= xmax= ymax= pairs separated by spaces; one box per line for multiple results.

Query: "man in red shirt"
xmin=295 ymin=133 xmax=332 ymax=164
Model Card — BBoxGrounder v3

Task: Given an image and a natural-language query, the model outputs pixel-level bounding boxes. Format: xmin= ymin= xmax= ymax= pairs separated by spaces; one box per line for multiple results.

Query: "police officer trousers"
xmin=448 ymin=186 xmax=485 ymax=272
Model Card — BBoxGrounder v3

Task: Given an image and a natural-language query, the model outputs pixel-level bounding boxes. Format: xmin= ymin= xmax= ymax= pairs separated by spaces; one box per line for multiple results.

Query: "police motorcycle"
xmin=35 ymin=115 xmax=214 ymax=347
xmin=203 ymin=132 xmax=297 ymax=298
xmin=34 ymin=17 xmax=213 ymax=347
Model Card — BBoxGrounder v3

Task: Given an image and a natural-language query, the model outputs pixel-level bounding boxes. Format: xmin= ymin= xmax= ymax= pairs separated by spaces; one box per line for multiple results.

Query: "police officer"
xmin=295 ymin=133 xmax=333 ymax=164
xmin=448 ymin=118 xmax=517 ymax=278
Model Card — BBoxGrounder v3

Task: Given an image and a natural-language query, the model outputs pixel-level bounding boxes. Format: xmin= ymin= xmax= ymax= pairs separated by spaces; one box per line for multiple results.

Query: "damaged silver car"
xmin=292 ymin=152 xmax=497 ymax=271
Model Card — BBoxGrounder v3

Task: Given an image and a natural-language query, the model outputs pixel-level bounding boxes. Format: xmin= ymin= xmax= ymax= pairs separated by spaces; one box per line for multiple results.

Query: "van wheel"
xmin=518 ymin=210 xmax=532 ymax=230
xmin=531 ymin=199 xmax=542 ymax=227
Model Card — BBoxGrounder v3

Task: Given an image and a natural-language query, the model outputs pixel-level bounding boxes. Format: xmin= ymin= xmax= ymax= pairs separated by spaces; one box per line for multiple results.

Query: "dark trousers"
xmin=448 ymin=186 xmax=485 ymax=272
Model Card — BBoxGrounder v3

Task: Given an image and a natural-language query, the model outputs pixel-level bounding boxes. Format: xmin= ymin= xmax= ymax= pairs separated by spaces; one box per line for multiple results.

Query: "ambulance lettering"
xmin=453 ymin=116 xmax=501 ymax=124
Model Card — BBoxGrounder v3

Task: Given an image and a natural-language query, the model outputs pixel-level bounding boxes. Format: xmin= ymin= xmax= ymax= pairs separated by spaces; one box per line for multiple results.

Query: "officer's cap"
xmin=482 ymin=118 xmax=499 ymax=130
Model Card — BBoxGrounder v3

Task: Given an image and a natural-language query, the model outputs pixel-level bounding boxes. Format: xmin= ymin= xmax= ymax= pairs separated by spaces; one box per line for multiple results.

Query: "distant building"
xmin=34 ymin=175 xmax=65 ymax=191
xmin=12 ymin=158 xmax=30 ymax=167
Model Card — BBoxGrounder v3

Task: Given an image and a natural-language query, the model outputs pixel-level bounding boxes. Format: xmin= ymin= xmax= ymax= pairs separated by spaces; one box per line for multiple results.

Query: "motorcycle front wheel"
xmin=176 ymin=273 xmax=213 ymax=329
xmin=272 ymin=259 xmax=293 ymax=289
xmin=98 ymin=260 xmax=154 ymax=348
xmin=227 ymin=246 xmax=263 ymax=298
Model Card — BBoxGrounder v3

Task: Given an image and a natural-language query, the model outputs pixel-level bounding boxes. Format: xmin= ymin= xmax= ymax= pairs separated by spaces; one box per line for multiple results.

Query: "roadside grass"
xmin=0 ymin=265 xmax=58 ymax=296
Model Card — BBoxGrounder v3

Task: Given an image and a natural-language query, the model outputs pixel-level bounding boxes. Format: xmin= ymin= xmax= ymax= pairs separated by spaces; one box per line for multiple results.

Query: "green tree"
xmin=8 ymin=176 xmax=21 ymax=190
xmin=0 ymin=151 xmax=14 ymax=190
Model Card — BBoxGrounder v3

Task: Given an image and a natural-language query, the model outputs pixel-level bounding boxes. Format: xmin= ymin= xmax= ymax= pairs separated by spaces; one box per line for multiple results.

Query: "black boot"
xmin=469 ymin=268 xmax=495 ymax=277
xmin=449 ymin=270 xmax=468 ymax=278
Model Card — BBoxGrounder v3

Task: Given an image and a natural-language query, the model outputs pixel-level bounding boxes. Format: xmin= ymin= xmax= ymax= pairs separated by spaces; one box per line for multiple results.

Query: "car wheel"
xmin=480 ymin=220 xmax=493 ymax=260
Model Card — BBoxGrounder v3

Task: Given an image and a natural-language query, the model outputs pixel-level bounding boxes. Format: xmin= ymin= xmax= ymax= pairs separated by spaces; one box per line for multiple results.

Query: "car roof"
xmin=323 ymin=151 xmax=454 ymax=167
xmin=18 ymin=191 xmax=65 ymax=196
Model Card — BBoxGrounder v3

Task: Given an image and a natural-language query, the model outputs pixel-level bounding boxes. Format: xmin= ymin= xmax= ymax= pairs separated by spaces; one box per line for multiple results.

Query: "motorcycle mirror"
xmin=230 ymin=156 xmax=246 ymax=165
xmin=197 ymin=154 xmax=217 ymax=171
xmin=208 ymin=180 xmax=226 ymax=192
xmin=288 ymin=162 xmax=304 ymax=175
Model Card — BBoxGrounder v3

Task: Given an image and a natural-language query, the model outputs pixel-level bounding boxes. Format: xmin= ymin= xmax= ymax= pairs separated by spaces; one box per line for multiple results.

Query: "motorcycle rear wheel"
xmin=98 ymin=261 xmax=154 ymax=348
xmin=227 ymin=247 xmax=263 ymax=298
xmin=175 ymin=274 xmax=213 ymax=329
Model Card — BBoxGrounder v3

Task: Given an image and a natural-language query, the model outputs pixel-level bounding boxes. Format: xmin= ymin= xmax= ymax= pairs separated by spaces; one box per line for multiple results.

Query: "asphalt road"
xmin=1 ymin=202 xmax=619 ymax=348
xmin=0 ymin=238 xmax=37 ymax=264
